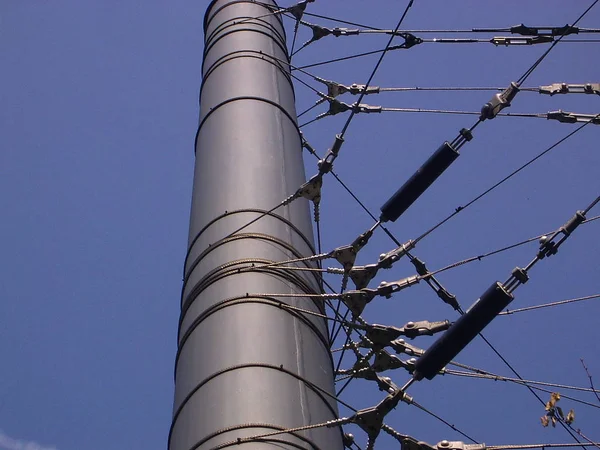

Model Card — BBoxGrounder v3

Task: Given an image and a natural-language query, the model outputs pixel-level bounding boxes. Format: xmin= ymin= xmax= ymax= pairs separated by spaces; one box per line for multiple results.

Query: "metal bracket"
xmin=510 ymin=23 xmax=579 ymax=37
xmin=349 ymin=264 xmax=379 ymax=289
xmin=295 ymin=174 xmax=322 ymax=202
xmin=287 ymin=0 xmax=315 ymax=21
xmin=341 ymin=289 xmax=378 ymax=317
xmin=348 ymin=389 xmax=411 ymax=444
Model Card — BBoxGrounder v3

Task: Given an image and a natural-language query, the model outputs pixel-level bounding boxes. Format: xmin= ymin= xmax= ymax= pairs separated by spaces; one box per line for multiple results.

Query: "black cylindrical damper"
xmin=380 ymin=141 xmax=459 ymax=222
xmin=413 ymin=281 xmax=514 ymax=381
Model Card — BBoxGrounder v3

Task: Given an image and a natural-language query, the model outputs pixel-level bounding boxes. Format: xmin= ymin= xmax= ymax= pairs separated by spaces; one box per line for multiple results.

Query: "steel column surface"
xmin=169 ymin=1 xmax=344 ymax=449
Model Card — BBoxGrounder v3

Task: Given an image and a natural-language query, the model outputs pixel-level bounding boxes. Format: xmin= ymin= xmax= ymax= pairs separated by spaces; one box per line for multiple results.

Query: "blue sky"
xmin=1 ymin=1 xmax=599 ymax=449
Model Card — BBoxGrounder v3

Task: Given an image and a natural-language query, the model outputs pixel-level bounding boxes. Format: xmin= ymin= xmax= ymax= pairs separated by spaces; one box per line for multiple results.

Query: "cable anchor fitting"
xmin=539 ymin=82 xmax=600 ymax=96
xmin=437 ymin=441 xmax=487 ymax=450
xmin=317 ymin=134 xmax=345 ymax=175
xmin=348 ymin=239 xmax=415 ymax=289
xmin=390 ymin=339 xmax=425 ymax=357
xmin=287 ymin=0 xmax=314 ymax=21
xmin=284 ymin=173 xmax=323 ymax=208
xmin=491 ymin=35 xmax=554 ymax=46
xmin=480 ymin=82 xmax=520 ymax=120
xmin=546 ymin=110 xmax=600 ymax=125
xmin=537 ymin=210 xmax=587 ymax=259
xmin=378 ymin=240 xmax=416 ymax=268
xmin=510 ymin=23 xmax=579 ymax=37
xmin=376 ymin=275 xmax=420 ymax=299
xmin=344 ymin=388 xmax=413 ymax=446
xmin=411 ymin=257 xmax=460 ymax=310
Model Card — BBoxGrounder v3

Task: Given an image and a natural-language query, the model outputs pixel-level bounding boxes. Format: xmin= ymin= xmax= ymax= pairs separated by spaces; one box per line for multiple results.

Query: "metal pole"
xmin=169 ymin=1 xmax=344 ymax=449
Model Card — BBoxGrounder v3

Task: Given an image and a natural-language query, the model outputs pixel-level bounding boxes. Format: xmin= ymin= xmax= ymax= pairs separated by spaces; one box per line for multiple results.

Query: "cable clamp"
xmin=399 ymin=320 xmax=452 ymax=339
xmin=390 ymin=339 xmax=425 ymax=357
xmin=377 ymin=275 xmax=420 ymax=298
xmin=373 ymin=350 xmax=410 ymax=373
xmin=547 ymin=110 xmax=600 ymax=125
xmin=491 ymin=35 xmax=554 ymax=46
xmin=318 ymin=98 xmax=382 ymax=120
xmin=390 ymin=32 xmax=423 ymax=49
xmin=539 ymin=83 xmax=600 ymax=96
xmin=537 ymin=210 xmax=587 ymax=259
xmin=437 ymin=441 xmax=487 ymax=450
xmin=331 ymin=27 xmax=360 ymax=37
xmin=317 ymin=134 xmax=345 ymax=174
xmin=378 ymin=240 xmax=416 ymax=269
xmin=480 ymin=81 xmax=520 ymax=120
xmin=401 ymin=437 xmax=436 ymax=450
xmin=510 ymin=23 xmax=579 ymax=37
xmin=362 ymin=320 xmax=450 ymax=348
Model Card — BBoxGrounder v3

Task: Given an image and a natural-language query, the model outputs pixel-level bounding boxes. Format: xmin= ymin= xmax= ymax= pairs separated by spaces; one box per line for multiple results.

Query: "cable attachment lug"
xmin=390 ymin=339 xmax=425 ymax=357
xmin=546 ymin=110 xmax=600 ymax=125
xmin=491 ymin=35 xmax=554 ymax=46
xmin=539 ymin=83 xmax=600 ymax=96
xmin=373 ymin=350 xmax=409 ymax=373
xmin=315 ymin=77 xmax=381 ymax=101
xmin=376 ymin=275 xmax=421 ymax=299
xmin=437 ymin=441 xmax=487 ymax=450
xmin=411 ymin=257 xmax=460 ymax=310
xmin=318 ymin=134 xmax=345 ymax=175
xmin=401 ymin=437 xmax=436 ymax=450
xmin=363 ymin=324 xmax=404 ymax=349
xmin=348 ymin=83 xmax=380 ymax=95
xmin=378 ymin=240 xmax=416 ymax=269
xmin=347 ymin=388 xmax=413 ymax=446
xmin=480 ymin=81 xmax=520 ymax=120
xmin=393 ymin=32 xmax=423 ymax=49
xmin=537 ymin=210 xmax=587 ymax=259
xmin=331 ymin=27 xmax=360 ymax=37
xmin=332 ymin=223 xmax=377 ymax=274
xmin=400 ymin=320 xmax=452 ymax=339
xmin=318 ymin=98 xmax=382 ymax=120
xmin=510 ymin=23 xmax=579 ymax=37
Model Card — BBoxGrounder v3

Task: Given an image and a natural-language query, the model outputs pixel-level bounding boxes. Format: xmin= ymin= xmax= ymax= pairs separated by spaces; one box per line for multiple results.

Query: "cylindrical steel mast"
xmin=169 ymin=1 xmax=343 ymax=449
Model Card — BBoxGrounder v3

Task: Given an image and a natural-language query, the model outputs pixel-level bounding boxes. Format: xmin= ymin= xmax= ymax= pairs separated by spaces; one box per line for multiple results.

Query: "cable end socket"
xmin=480 ymin=81 xmax=520 ymax=120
